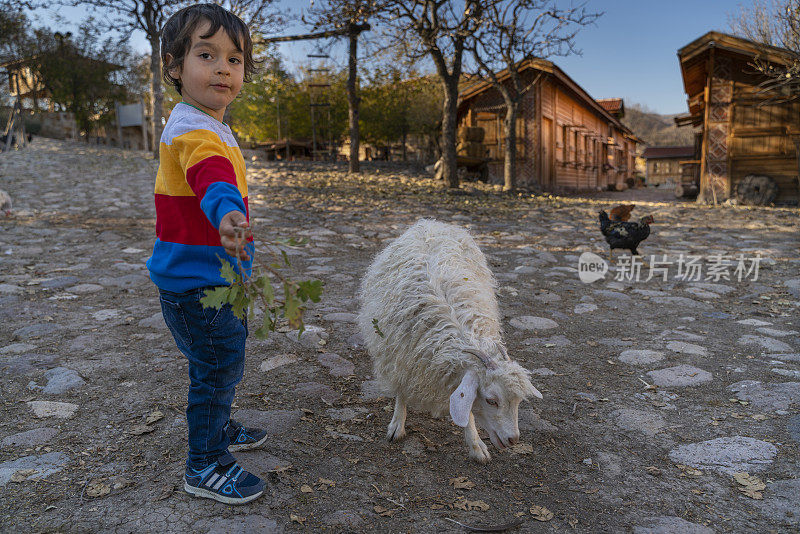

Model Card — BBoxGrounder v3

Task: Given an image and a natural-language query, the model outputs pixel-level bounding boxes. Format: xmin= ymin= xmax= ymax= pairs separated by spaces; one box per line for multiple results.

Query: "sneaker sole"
xmin=228 ymin=433 xmax=269 ymax=452
xmin=184 ymin=481 xmax=263 ymax=505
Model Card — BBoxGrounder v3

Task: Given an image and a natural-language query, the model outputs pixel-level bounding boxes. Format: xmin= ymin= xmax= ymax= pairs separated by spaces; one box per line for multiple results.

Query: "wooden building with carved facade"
xmin=456 ymin=58 xmax=640 ymax=192
xmin=675 ymin=32 xmax=799 ymax=205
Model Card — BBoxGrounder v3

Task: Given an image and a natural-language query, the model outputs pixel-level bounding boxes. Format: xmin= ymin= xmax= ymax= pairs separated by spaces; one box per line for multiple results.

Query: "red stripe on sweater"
xmin=186 ymin=155 xmax=238 ymax=200
xmin=155 ymin=194 xmax=250 ymax=246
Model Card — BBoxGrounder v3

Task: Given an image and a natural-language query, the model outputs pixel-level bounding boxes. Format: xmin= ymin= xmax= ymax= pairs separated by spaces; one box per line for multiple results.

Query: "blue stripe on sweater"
xmin=147 ymin=240 xmax=254 ymax=293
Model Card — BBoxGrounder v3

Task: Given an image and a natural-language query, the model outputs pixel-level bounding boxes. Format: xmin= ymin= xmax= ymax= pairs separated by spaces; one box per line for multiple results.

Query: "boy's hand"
xmin=219 ymin=210 xmax=251 ymax=261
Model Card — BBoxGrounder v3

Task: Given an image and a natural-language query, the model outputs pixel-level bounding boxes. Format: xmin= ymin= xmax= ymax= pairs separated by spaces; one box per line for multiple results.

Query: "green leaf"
xmin=254 ymin=274 xmax=274 ymax=306
xmin=254 ymin=313 xmax=274 ymax=339
xmin=217 ymin=256 xmax=239 ymax=284
xmin=200 ymin=287 xmax=231 ymax=310
xmin=280 ymin=249 xmax=290 ymax=266
xmin=283 ymin=283 xmax=302 ymax=329
xmin=297 ymin=280 xmax=323 ymax=303
xmin=231 ymin=288 xmax=250 ymax=320
xmin=372 ymin=318 xmax=385 ymax=338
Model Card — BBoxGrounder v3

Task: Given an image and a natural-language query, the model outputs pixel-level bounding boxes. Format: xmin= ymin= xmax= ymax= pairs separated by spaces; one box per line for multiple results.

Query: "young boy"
xmin=147 ymin=4 xmax=266 ymax=505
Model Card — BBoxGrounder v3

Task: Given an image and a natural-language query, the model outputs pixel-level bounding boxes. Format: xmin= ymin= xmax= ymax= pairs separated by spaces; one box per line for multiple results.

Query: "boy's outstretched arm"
xmin=219 ymin=210 xmax=251 ymax=261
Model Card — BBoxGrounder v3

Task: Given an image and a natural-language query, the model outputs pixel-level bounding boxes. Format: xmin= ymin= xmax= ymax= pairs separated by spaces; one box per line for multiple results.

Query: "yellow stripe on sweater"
xmin=155 ymin=129 xmax=247 ymax=197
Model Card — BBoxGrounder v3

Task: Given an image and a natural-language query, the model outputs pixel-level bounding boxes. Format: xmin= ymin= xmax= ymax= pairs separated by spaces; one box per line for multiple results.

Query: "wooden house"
xmin=457 ymin=58 xmax=640 ymax=192
xmin=675 ymin=31 xmax=800 ymax=205
xmin=642 ymin=146 xmax=696 ymax=186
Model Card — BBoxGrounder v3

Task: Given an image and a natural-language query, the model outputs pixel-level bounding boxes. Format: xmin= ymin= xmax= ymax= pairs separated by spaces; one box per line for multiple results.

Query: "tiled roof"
xmin=597 ymin=98 xmax=623 ymax=113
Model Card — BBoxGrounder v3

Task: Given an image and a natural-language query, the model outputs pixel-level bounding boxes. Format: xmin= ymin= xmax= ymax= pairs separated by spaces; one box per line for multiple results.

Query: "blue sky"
xmin=30 ymin=0 xmax=741 ymax=115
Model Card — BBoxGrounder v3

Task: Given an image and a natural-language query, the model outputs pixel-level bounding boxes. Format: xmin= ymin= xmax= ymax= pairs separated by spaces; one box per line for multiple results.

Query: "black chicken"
xmin=598 ymin=210 xmax=654 ymax=262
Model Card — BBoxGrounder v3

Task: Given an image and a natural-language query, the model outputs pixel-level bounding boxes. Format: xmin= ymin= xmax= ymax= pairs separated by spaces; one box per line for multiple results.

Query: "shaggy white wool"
xmin=358 ymin=219 xmax=535 ymax=418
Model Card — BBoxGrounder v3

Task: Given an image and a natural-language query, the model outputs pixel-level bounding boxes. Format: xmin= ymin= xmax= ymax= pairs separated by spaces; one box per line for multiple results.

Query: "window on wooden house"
xmin=476 ymin=112 xmax=499 ymax=160
xmin=572 ymin=130 xmax=578 ymax=165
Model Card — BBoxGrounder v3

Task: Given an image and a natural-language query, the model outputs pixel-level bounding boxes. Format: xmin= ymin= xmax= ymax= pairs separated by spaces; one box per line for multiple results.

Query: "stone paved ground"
xmin=0 ymin=138 xmax=798 ymax=533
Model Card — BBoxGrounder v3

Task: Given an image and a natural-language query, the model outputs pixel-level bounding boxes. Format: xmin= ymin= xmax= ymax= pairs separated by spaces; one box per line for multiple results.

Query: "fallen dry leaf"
xmin=145 ymin=410 xmax=164 ymax=424
xmin=290 ymin=513 xmax=306 ymax=525
xmin=449 ymin=476 xmax=476 ymax=490
xmin=10 ymin=469 xmax=37 ymax=483
xmin=374 ymin=505 xmax=397 ymax=517
xmin=85 ymin=481 xmax=111 ymax=498
xmin=508 ymin=443 xmax=533 ymax=455
xmin=128 ymin=424 xmax=155 ymax=435
xmin=453 ymin=496 xmax=490 ymax=512
xmin=733 ymin=472 xmax=766 ymax=499
xmin=529 ymin=504 xmax=554 ymax=521
xmin=676 ymin=464 xmax=703 ymax=476
xmin=645 ymin=466 xmax=662 ymax=476
xmin=316 ymin=478 xmax=335 ymax=489
xmin=300 ymin=484 xmax=313 ymax=493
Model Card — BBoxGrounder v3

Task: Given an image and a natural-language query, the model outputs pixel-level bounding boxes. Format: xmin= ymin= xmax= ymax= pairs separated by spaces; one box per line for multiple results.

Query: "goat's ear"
xmin=449 ymin=370 xmax=478 ymax=427
xmin=529 ymin=384 xmax=543 ymax=400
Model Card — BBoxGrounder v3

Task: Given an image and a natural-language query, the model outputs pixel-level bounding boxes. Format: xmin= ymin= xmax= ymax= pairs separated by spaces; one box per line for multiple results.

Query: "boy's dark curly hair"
xmin=161 ymin=3 xmax=255 ymax=95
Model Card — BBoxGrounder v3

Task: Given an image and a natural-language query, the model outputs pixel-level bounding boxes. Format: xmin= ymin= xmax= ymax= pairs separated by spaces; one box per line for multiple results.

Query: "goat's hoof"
xmin=386 ymin=423 xmax=406 ymax=442
xmin=469 ymin=440 xmax=491 ymax=463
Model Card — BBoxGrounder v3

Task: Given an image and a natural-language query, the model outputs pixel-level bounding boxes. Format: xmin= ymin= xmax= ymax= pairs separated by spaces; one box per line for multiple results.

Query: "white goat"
xmin=358 ymin=219 xmax=542 ymax=463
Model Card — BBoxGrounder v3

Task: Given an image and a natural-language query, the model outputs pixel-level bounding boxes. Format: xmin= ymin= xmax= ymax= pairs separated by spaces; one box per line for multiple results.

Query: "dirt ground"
xmin=1 ymin=138 xmax=799 ymax=533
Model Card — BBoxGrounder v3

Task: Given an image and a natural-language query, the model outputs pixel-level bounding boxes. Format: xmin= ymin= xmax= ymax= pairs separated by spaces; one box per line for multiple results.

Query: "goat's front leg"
xmin=387 ymin=397 xmax=407 ymax=441
xmin=465 ymin=412 xmax=491 ymax=463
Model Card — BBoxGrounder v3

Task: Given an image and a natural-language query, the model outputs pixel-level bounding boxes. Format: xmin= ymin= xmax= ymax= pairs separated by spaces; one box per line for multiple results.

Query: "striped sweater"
xmin=147 ymin=102 xmax=254 ymax=292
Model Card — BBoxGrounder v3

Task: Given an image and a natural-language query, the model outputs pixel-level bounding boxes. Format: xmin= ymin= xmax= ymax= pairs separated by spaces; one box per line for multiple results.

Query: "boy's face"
xmin=168 ymin=20 xmax=245 ymax=122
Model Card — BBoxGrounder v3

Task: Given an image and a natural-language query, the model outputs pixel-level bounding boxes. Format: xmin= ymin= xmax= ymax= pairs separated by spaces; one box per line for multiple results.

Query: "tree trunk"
xmin=347 ymin=29 xmax=360 ymax=173
xmin=441 ymin=80 xmax=459 ymax=189
xmin=149 ymin=33 xmax=163 ymax=158
xmin=503 ymin=100 xmax=518 ymax=191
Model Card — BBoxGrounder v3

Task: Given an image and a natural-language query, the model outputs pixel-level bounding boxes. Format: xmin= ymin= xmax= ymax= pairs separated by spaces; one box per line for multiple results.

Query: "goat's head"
xmin=449 ymin=349 xmax=542 ymax=450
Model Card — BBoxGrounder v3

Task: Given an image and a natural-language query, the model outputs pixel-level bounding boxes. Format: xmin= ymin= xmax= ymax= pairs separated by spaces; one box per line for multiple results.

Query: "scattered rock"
xmin=737 ymin=318 xmax=772 ymax=326
xmin=259 ymin=354 xmax=298 ymax=373
xmin=286 ymin=325 xmax=328 ymax=348
xmin=668 ymin=436 xmax=778 ymax=474
xmin=231 ymin=409 xmax=302 ymax=439
xmin=611 ymin=409 xmax=665 ymax=436
xmin=0 ymin=343 xmax=37 ymax=355
xmin=137 ymin=313 xmax=164 ymax=329
xmin=738 ymin=335 xmax=793 ymax=353
xmin=321 ymin=510 xmax=365 ymax=529
xmin=573 ymin=303 xmax=597 ymax=314
xmin=293 ymin=382 xmax=340 ymax=404
xmin=618 ymin=350 xmax=665 ymax=366
xmin=13 ymin=323 xmax=62 ymax=340
xmin=0 ymin=452 xmax=70 ymax=486
xmin=37 ymin=367 xmax=85 ymax=394
xmin=509 ymin=316 xmax=559 ymax=331
xmin=322 ymin=312 xmax=359 ymax=323
xmin=316 ymin=353 xmax=355 ymax=376
xmin=68 ymin=284 xmax=103 ymax=294
xmin=27 ymin=401 xmax=78 ymax=419
xmin=756 ymin=478 xmax=800 ymax=527
xmin=1 ymin=428 xmax=59 ymax=448
xmin=665 ymin=341 xmax=708 ymax=356
xmin=647 ymin=365 xmax=712 ymax=387
xmin=728 ymin=381 xmax=800 ymax=412
xmin=360 ymin=379 xmax=386 ymax=401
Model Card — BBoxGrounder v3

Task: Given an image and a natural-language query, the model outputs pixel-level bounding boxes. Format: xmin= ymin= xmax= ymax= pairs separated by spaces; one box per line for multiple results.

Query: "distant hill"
xmin=622 ymin=103 xmax=697 ymax=147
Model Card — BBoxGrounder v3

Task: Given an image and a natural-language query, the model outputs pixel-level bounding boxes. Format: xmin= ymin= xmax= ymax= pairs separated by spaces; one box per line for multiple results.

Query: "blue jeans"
xmin=158 ymin=287 xmax=247 ymax=469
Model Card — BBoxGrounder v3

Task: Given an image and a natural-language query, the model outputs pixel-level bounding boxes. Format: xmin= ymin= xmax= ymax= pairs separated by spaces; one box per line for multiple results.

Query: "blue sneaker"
xmin=184 ymin=452 xmax=265 ymax=505
xmin=225 ymin=419 xmax=268 ymax=452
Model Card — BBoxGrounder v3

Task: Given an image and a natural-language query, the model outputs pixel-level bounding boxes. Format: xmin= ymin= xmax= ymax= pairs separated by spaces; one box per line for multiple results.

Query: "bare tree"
xmin=303 ymin=1 xmax=381 ymax=173
xmin=382 ymin=0 xmax=488 ymax=189
xmin=467 ymin=0 xmax=599 ymax=191
xmin=729 ymin=0 xmax=799 ymax=99
xmin=729 ymin=0 xmax=800 ymax=193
